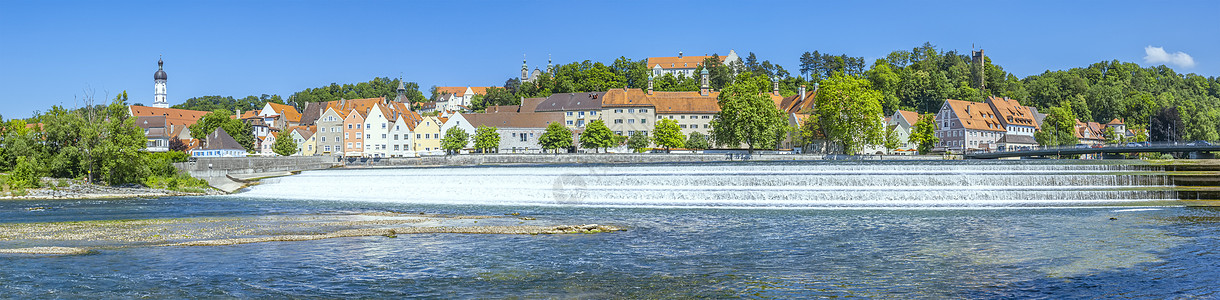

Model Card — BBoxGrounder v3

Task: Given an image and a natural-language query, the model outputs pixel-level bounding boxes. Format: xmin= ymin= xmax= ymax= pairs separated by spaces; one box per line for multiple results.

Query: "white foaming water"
xmin=234 ymin=162 xmax=1177 ymax=209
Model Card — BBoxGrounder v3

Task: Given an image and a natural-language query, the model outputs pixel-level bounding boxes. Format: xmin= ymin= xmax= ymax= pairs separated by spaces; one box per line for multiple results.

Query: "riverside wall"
xmin=174 ymin=156 xmax=342 ymax=192
xmin=342 ymin=153 xmax=947 ymax=167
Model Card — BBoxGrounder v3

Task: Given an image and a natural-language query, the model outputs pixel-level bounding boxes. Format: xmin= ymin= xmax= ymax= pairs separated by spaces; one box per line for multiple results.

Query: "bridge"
xmin=965 ymin=143 xmax=1220 ymax=159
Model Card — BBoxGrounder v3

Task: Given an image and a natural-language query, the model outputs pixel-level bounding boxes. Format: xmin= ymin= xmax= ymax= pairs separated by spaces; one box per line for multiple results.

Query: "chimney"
xmin=798 ymin=85 xmax=806 ymax=101
xmin=234 ymin=109 xmax=240 ymax=119
xmin=340 ymin=98 xmax=346 ymax=108
xmin=772 ymin=77 xmax=780 ymax=96
xmin=678 ymin=51 xmax=683 ymax=58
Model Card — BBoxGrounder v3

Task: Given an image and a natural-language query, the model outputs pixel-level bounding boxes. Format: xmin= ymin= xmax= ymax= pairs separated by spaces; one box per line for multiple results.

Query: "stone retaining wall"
xmin=174 ymin=156 xmax=342 ymax=178
xmin=343 ymin=153 xmax=947 ymax=167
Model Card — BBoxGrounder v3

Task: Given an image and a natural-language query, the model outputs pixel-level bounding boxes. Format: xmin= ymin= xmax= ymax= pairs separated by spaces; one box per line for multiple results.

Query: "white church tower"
xmin=152 ymin=57 xmax=169 ymax=108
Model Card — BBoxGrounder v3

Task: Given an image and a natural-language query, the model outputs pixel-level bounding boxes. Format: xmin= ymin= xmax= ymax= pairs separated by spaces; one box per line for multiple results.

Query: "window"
xmin=520 ymin=134 xmax=527 ymax=142
xmin=567 ymin=121 xmax=574 ymax=125
xmin=356 ymin=142 xmax=362 ymax=148
xmin=641 ymin=119 xmax=647 ymax=124
xmin=393 ymin=134 xmax=398 ymax=140
xmin=357 ymin=124 xmax=362 ymax=129
xmin=680 ymin=116 xmax=686 ymax=119
xmin=615 ymin=119 xmax=624 ymax=124
xmin=702 ymin=116 xmax=710 ymax=119
xmin=321 ymin=137 xmax=326 ymax=142
xmin=345 ymin=133 xmax=349 ymax=139
xmin=381 ymin=134 xmax=387 ymax=138
xmin=416 ymin=134 xmax=421 ymax=139
xmin=366 ymin=123 xmax=371 ymax=129
xmin=394 ymin=145 xmax=400 ymax=150
xmin=615 ymin=109 xmax=623 ymax=113
xmin=325 ymin=146 xmax=331 ymax=152
xmin=640 ymin=109 xmax=648 ymax=113
xmin=347 ymin=142 xmax=352 ymax=148
xmin=628 ymin=119 xmax=635 ymax=124
xmin=680 ymin=125 xmax=687 ymax=128
xmin=615 ymin=131 xmax=623 ymax=135
xmin=657 ymin=116 xmax=663 ymax=119
xmin=579 ymin=111 xmax=585 ymax=117
xmin=348 ymin=124 xmax=353 ymax=129
xmin=577 ymin=120 xmax=585 ymax=127
xmin=381 ymin=123 xmax=386 ymax=129
xmin=357 ymin=133 xmax=362 ymax=139
xmin=629 ymin=109 xmax=635 ymax=113
xmin=628 ymin=130 xmax=635 ymax=135
xmin=703 ymin=124 xmax=709 ymax=128
xmin=566 ymin=112 xmax=573 ymax=116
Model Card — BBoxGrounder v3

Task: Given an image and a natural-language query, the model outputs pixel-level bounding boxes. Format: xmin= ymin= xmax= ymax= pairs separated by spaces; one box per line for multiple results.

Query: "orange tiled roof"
xmin=267 ymin=102 xmax=302 ymax=123
xmin=896 ymin=110 xmax=921 ymax=127
xmin=778 ymin=90 xmax=818 ymax=114
xmin=945 ymin=99 xmax=1005 ymax=132
xmin=602 ymin=89 xmax=724 ymax=114
xmin=1106 ymin=118 xmax=1124 ymax=126
xmin=986 ymin=96 xmax=1039 ymax=130
xmin=128 ymin=105 xmax=213 ymax=138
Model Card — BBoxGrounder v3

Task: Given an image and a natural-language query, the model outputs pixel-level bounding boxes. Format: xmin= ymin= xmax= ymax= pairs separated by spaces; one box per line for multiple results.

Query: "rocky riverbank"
xmin=0 ymin=178 xmax=223 ymax=200
xmin=0 ymin=211 xmax=623 ymax=255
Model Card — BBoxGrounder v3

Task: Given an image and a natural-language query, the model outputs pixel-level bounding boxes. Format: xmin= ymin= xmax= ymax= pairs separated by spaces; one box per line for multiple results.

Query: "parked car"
xmin=1074 ymin=144 xmax=1089 ymax=149
xmin=1126 ymin=142 xmax=1142 ymax=147
xmin=1187 ymin=141 xmax=1212 ymax=146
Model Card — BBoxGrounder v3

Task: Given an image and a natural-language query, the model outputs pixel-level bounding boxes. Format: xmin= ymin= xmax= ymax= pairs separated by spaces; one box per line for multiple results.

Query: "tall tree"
xmin=627 ymin=131 xmax=650 ymax=153
xmin=710 ymin=74 xmax=787 ymax=153
xmin=473 ymin=125 xmax=500 ymax=153
xmin=685 ymin=132 xmax=710 ymax=150
xmin=816 ymin=73 xmax=885 ymax=155
xmin=909 ymin=113 xmax=939 ymax=154
xmin=652 ymin=119 xmax=685 ymax=153
xmin=579 ymin=119 xmax=615 ymax=153
xmin=538 ymin=122 xmax=573 ymax=153
xmin=272 ymin=134 xmax=298 ymax=156
xmin=440 ymin=127 xmax=470 ymax=155
xmin=1035 ymin=103 xmax=1079 ymax=147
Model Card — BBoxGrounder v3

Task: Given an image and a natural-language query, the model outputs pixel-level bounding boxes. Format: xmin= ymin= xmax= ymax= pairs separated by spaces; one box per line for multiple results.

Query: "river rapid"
xmin=2 ymin=161 xmax=1218 ymax=298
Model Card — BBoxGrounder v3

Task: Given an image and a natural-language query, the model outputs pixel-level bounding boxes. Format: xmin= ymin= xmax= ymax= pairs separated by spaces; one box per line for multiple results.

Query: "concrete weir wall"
xmin=174 ymin=156 xmax=342 ymax=192
xmin=343 ymin=153 xmax=943 ymax=167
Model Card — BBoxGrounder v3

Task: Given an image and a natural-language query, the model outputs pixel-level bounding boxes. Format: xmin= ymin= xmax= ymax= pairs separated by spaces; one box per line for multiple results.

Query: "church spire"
xmin=153 ymin=56 xmax=169 ymax=108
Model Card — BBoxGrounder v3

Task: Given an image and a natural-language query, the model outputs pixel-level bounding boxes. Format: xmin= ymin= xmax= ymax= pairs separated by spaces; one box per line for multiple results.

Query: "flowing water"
xmin=2 ymin=161 xmax=1219 ymax=298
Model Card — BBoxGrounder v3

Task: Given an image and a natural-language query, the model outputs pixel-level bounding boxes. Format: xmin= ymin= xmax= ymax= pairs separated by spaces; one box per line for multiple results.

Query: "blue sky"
xmin=1 ymin=0 xmax=1217 ymax=119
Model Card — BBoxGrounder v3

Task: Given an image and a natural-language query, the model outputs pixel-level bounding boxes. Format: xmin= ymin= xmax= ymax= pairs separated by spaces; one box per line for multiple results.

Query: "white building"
xmin=440 ymin=112 xmax=477 ymax=149
xmin=434 ymin=87 xmax=491 ymax=115
xmin=647 ymin=50 xmax=740 ymax=78
xmin=192 ymin=128 xmax=246 ymax=157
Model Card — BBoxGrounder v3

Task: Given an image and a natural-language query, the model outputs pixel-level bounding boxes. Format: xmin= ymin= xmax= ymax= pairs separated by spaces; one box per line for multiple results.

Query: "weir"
xmin=236 ymin=161 xmax=1194 ymax=209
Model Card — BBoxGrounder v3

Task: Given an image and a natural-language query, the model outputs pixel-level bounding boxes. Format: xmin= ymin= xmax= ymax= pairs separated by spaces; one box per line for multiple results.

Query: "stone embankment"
xmin=1165 ymin=161 xmax=1220 ymax=203
xmin=0 ymin=178 xmax=222 ymax=200
xmin=174 ymin=156 xmax=341 ymax=192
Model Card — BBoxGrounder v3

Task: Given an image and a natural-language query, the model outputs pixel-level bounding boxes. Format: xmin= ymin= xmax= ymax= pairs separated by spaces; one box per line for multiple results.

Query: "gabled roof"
xmin=200 ymin=127 xmax=245 ymax=151
xmin=944 ymin=99 xmax=1006 ymax=132
xmin=534 ymin=92 xmax=605 ymax=112
xmin=778 ymin=89 xmax=818 ymax=114
xmin=894 ymin=110 xmax=921 ymax=127
xmin=128 ymin=105 xmax=211 ymax=138
xmin=267 ymin=102 xmax=302 ymax=123
xmin=288 ymin=126 xmax=314 ymax=140
xmin=985 ymin=96 xmax=1039 ymax=130
xmin=464 ymin=112 xmax=565 ymax=129
xmin=520 ymin=97 xmax=546 ymax=113
xmin=299 ymin=102 xmax=327 ymax=125
xmin=1106 ymin=118 xmax=1124 ymax=126
xmin=647 ymin=91 xmax=722 ymax=114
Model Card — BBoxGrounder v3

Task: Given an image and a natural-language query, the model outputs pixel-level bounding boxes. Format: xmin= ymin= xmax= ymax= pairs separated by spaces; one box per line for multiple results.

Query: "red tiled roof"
xmin=945 ymin=99 xmax=1006 ymax=132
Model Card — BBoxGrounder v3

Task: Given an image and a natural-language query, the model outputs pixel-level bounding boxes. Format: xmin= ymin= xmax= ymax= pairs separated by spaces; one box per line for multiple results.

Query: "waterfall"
xmin=235 ymin=162 xmax=1176 ymax=208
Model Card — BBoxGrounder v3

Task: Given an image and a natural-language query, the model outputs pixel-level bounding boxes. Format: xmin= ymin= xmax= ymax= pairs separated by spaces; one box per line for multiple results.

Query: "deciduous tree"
xmin=579 ymin=119 xmax=615 ymax=153
xmin=909 ymin=113 xmax=940 ymax=154
xmin=816 ymin=72 xmax=885 ymax=155
xmin=652 ymin=119 xmax=685 ymax=153
xmin=627 ymin=131 xmax=650 ymax=153
xmin=473 ymin=125 xmax=500 ymax=153
xmin=440 ymin=127 xmax=470 ymax=155
xmin=711 ymin=74 xmax=787 ymax=153
xmin=539 ymin=122 xmax=573 ymax=153
xmin=272 ymin=134 xmax=298 ymax=156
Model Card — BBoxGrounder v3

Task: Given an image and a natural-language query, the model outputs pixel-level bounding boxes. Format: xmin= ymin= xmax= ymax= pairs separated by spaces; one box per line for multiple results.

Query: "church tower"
xmin=153 ymin=57 xmax=169 ymax=108
xmin=521 ymin=55 xmax=529 ymax=80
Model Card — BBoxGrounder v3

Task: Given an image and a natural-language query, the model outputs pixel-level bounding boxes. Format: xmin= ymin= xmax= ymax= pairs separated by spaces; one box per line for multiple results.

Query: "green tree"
xmin=882 ymin=125 xmax=901 ymax=152
xmin=94 ymin=91 xmax=150 ymax=185
xmin=10 ymin=156 xmax=42 ymax=189
xmin=652 ymin=119 xmax=685 ymax=152
xmin=711 ymin=74 xmax=788 ymax=153
xmin=440 ymin=127 xmax=470 ymax=155
xmin=579 ymin=119 xmax=615 ymax=153
xmin=272 ymin=134 xmax=298 ymax=156
xmin=685 ymin=132 xmax=710 ymax=150
xmin=816 ymin=72 xmax=885 ymax=155
xmin=627 ymin=131 xmax=650 ymax=153
xmin=1035 ymin=103 xmax=1079 ymax=147
xmin=539 ymin=122 xmax=573 ymax=153
xmin=189 ymin=110 xmax=255 ymax=152
xmin=473 ymin=125 xmax=501 ymax=153
xmin=909 ymin=113 xmax=940 ymax=154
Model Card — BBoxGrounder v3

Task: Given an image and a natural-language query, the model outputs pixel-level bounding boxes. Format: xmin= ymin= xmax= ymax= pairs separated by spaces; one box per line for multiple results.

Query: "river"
xmin=1 ymin=161 xmax=1217 ymax=298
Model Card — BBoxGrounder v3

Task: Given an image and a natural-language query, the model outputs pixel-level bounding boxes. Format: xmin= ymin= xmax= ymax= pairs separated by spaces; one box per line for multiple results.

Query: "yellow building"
xmin=414 ymin=116 xmax=444 ymax=155
xmin=288 ymin=126 xmax=317 ymax=156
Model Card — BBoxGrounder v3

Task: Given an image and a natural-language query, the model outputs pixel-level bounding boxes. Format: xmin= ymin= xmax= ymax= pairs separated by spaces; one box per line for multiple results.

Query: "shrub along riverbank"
xmin=0 ymin=91 xmax=212 ymax=197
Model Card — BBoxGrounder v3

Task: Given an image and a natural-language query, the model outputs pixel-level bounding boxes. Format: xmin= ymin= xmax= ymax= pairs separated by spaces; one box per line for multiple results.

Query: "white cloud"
xmin=1143 ymin=46 xmax=1195 ymax=68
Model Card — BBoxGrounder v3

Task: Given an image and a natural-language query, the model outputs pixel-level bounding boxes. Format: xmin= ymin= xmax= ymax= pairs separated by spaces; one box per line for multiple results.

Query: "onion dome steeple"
xmin=154 ymin=57 xmax=168 ymax=80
